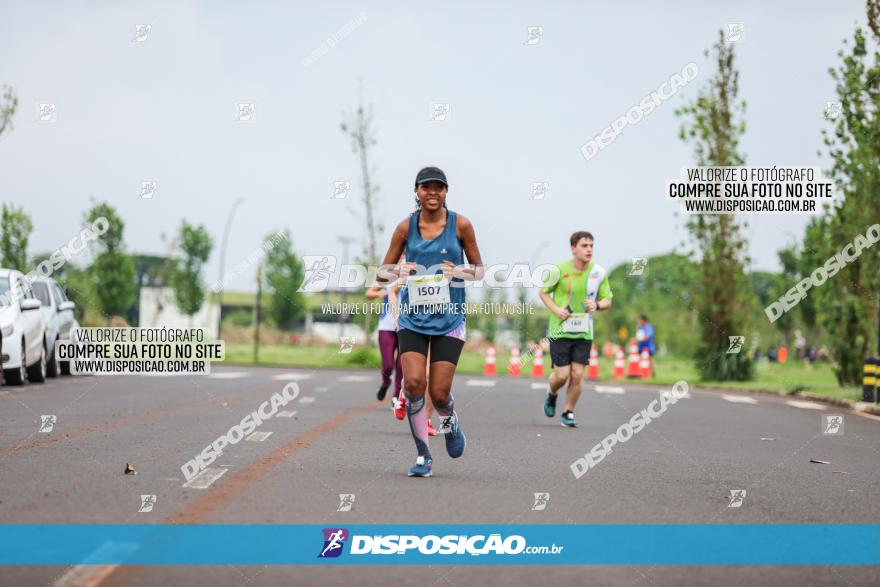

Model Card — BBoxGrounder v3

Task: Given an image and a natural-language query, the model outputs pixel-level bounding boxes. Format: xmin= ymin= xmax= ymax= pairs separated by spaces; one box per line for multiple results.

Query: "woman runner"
xmin=365 ymin=278 xmax=402 ymax=405
xmin=378 ymin=166 xmax=483 ymax=477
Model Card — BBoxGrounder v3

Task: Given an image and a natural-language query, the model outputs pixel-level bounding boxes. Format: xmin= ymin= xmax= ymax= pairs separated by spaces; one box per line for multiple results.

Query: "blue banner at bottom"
xmin=0 ymin=525 xmax=877 ymax=565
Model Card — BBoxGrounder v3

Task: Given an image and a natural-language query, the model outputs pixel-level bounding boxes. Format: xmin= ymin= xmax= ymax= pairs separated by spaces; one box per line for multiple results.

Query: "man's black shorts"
xmin=549 ymin=338 xmax=592 ymax=367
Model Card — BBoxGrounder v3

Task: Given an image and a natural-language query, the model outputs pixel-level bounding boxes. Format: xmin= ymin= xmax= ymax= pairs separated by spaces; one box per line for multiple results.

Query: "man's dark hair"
xmin=570 ymin=231 xmax=594 ymax=246
xmin=640 ymin=314 xmax=648 ymax=322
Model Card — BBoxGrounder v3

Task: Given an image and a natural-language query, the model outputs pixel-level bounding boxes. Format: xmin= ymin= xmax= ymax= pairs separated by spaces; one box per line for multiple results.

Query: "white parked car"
xmin=30 ymin=276 xmax=77 ymax=377
xmin=0 ymin=268 xmax=47 ymax=385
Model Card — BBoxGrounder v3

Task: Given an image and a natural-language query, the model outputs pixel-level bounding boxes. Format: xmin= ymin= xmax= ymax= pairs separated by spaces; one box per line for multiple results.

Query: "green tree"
xmin=516 ymin=286 xmax=530 ymax=347
xmin=0 ymin=204 xmax=33 ymax=270
xmin=168 ymin=221 xmax=213 ymax=321
xmin=263 ymin=229 xmax=306 ymax=329
xmin=480 ymin=287 xmax=504 ymax=344
xmin=340 ymin=81 xmax=382 ymax=267
xmin=341 ymin=81 xmax=384 ymax=341
xmin=807 ymin=9 xmax=880 ymax=385
xmin=594 ymin=254 xmax=701 ymax=355
xmin=56 ymin=265 xmax=95 ymax=323
xmin=0 ymin=85 xmax=18 ymax=137
xmin=85 ymin=203 xmax=136 ymax=324
xmin=675 ymin=30 xmax=754 ymax=381
xmin=756 ymin=244 xmax=818 ymax=347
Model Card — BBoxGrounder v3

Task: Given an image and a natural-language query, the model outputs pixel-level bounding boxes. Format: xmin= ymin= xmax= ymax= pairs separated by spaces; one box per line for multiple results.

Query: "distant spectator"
xmin=794 ymin=330 xmax=806 ymax=360
xmin=806 ymin=347 xmax=818 ymax=364
xmin=636 ymin=315 xmax=656 ymax=357
xmin=767 ymin=347 xmax=778 ymax=363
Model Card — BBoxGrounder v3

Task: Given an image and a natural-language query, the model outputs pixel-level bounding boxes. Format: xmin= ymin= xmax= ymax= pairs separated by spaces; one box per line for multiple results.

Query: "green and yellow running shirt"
xmin=541 ymin=259 xmax=613 ymax=340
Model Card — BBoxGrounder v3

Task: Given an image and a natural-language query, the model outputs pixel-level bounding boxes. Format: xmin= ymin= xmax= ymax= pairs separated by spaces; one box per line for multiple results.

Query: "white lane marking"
xmin=246 ymin=431 xmax=273 ymax=442
xmin=722 ymin=394 xmax=758 ymax=404
xmin=208 ymin=372 xmax=249 ymax=379
xmin=466 ymin=380 xmax=496 ymax=387
xmin=786 ymin=400 xmax=827 ymax=411
xmin=315 ymin=386 xmax=328 ymax=393
xmin=530 ymin=382 xmax=548 ymax=390
xmin=338 ymin=375 xmax=371 ymax=382
xmin=276 ymin=410 xmax=297 ymax=418
xmin=660 ymin=390 xmax=691 ymax=399
xmin=595 ymin=385 xmax=625 ymax=394
xmin=182 ymin=467 xmax=228 ymax=489
xmin=53 ymin=541 xmax=138 ymax=587
xmin=299 ymin=397 xmax=316 ymax=404
xmin=272 ymin=373 xmax=313 ymax=381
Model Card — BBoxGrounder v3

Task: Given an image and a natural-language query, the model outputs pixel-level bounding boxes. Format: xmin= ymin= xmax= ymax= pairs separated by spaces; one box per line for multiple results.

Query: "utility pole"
xmin=337 ymin=236 xmax=356 ymax=339
xmin=217 ymin=197 xmax=244 ymax=337
xmin=518 ymin=241 xmax=551 ymax=347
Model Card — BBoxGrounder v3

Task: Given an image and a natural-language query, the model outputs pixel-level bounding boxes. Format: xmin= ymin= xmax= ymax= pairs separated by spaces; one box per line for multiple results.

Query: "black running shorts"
xmin=549 ymin=338 xmax=592 ymax=367
xmin=398 ymin=328 xmax=465 ymax=365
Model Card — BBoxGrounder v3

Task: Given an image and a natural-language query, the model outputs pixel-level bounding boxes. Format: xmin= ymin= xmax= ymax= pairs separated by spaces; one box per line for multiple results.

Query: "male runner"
xmin=539 ymin=231 xmax=613 ymax=427
xmin=377 ymin=166 xmax=483 ymax=476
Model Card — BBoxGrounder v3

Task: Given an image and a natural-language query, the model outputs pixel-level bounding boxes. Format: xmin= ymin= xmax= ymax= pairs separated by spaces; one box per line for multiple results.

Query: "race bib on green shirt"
xmin=562 ymin=312 xmax=592 ymax=335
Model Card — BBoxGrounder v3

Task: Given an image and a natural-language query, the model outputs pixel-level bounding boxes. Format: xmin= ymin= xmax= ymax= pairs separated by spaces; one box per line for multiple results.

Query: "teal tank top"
xmin=398 ymin=209 xmax=466 ymax=335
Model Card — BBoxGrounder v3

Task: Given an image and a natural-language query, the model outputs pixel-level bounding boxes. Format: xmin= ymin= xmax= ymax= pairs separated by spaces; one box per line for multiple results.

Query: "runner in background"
xmin=365 ymin=277 xmax=402 ymax=404
xmin=636 ymin=314 xmax=656 ymax=376
xmin=539 ymin=231 xmax=613 ymax=428
xmin=636 ymin=315 xmax=655 ymax=356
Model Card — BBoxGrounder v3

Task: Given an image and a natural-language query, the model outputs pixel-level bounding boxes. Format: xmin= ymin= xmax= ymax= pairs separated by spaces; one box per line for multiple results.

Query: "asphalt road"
xmin=1 ymin=365 xmax=879 ymax=586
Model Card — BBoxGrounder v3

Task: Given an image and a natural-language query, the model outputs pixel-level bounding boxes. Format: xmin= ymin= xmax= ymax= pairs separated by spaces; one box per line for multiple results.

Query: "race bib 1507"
xmin=406 ymin=275 xmax=451 ymax=306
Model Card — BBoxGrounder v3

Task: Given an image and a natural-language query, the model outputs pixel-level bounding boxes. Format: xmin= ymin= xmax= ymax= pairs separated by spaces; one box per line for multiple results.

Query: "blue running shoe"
xmin=408 ymin=456 xmax=432 ymax=477
xmin=439 ymin=413 xmax=466 ymax=458
xmin=544 ymin=392 xmax=557 ymax=418
xmin=560 ymin=410 xmax=577 ymax=428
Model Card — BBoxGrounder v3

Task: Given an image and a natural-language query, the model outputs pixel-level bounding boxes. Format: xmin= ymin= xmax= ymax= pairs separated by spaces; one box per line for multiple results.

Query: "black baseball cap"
xmin=415 ymin=166 xmax=448 ymax=188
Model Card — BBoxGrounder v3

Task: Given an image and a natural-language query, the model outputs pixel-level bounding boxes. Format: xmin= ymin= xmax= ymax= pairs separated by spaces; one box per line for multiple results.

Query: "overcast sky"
xmin=0 ymin=0 xmax=869 ymax=295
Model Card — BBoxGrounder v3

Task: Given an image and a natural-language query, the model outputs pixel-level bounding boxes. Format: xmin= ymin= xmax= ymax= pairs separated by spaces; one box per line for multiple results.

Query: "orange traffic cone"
xmin=587 ymin=344 xmax=600 ymax=380
xmin=612 ymin=346 xmax=626 ymax=379
xmin=602 ymin=341 xmax=614 ymax=359
xmin=626 ymin=340 xmax=642 ymax=379
xmin=484 ymin=345 xmax=496 ymax=376
xmin=778 ymin=346 xmax=788 ymax=364
xmin=531 ymin=344 xmax=545 ymax=378
xmin=507 ymin=343 xmax=522 ymax=377
xmin=639 ymin=349 xmax=652 ymax=379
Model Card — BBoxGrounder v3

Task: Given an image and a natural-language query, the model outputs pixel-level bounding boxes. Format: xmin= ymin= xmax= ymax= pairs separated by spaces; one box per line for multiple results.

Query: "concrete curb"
xmin=632 ymin=380 xmax=880 ymax=416
xmin=854 ymin=402 xmax=880 ymax=416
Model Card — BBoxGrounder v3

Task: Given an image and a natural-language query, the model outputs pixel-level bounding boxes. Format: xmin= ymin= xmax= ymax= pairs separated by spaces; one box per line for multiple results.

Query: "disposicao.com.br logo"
xmin=318 ymin=528 xmax=349 ymax=558
xmin=318 ymin=529 xmax=563 ymax=558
